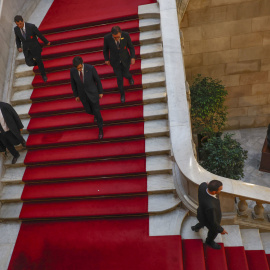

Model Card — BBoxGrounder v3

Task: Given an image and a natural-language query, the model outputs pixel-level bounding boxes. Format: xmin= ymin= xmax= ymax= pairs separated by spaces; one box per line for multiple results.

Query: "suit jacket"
xmin=0 ymin=102 xmax=24 ymax=151
xmin=14 ymin=22 xmax=49 ymax=57
xmin=70 ymin=64 xmax=103 ymax=114
xmin=103 ymin=31 xmax=135 ymax=68
xmin=196 ymin=182 xmax=224 ymax=233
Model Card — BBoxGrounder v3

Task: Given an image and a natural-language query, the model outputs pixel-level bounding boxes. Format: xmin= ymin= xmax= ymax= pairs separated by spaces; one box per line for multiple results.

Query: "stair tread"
xmin=241 ymin=229 xmax=264 ymax=250
xmin=224 ymin=247 xmax=249 ymax=270
xmin=22 ymin=155 xmax=172 ymax=182
xmin=43 ymin=19 xmax=140 ymax=45
xmin=245 ymin=250 xmax=270 ymax=270
xmin=23 ymin=137 xmax=169 ymax=165
xmin=41 ymin=32 xmax=140 ymax=59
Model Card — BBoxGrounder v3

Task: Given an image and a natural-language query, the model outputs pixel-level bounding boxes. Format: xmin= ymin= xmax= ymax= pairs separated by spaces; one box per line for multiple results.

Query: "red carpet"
xmin=26 ymin=122 xmax=145 ymax=148
xmin=21 ymin=177 xmax=147 ymax=200
xmin=8 ymin=0 xmax=185 ymax=269
xmin=24 ymin=139 xmax=145 ymax=165
xmin=29 ymin=90 xmax=143 ymax=117
xmin=33 ymin=46 xmax=141 ymax=73
xmin=22 ymin=157 xmax=147 ymax=182
xmin=182 ymin=239 xmax=206 ymax=270
xmin=8 ymin=218 xmax=182 ymax=270
xmin=42 ymin=19 xmax=140 ymax=45
xmin=204 ymin=243 xmax=228 ymax=270
xmin=245 ymin=250 xmax=270 ymax=270
xmin=224 ymin=247 xmax=249 ymax=270
xmin=39 ymin=0 xmax=155 ymax=33
xmin=41 ymin=33 xmax=140 ymax=59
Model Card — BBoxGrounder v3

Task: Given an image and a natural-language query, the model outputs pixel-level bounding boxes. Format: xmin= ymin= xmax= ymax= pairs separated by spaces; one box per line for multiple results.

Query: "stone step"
xmin=241 ymin=229 xmax=264 ymax=250
xmin=4 ymin=136 xmax=171 ymax=168
xmin=139 ymin=18 xmax=160 ymax=32
xmin=139 ymin=30 xmax=161 ymax=45
xmin=260 ymin=232 xmax=270 ymax=254
xmin=11 ymin=89 xmax=33 ymax=106
xmin=13 ymin=76 xmax=34 ymax=92
xmin=1 ymin=154 xmax=172 ymax=184
xmin=144 ymin=119 xmax=169 ymax=137
xmin=139 ymin=3 xmax=160 ymax=19
xmin=1 ymin=174 xmax=175 ymax=203
xmin=150 ymin=207 xmax=188 ymax=236
xmin=221 ymin=225 xmax=243 ymax=247
xmin=0 ymin=191 xmax=177 ymax=221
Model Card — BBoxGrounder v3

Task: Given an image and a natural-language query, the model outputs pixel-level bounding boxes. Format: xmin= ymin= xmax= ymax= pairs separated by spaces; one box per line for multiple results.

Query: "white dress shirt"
xmin=206 ymin=189 xmax=217 ymax=199
xmin=0 ymin=109 xmax=9 ymax=132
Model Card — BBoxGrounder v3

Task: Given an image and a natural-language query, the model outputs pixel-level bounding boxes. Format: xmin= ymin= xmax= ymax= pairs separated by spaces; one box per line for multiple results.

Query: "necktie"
xmin=116 ymin=40 xmax=120 ymax=50
xmin=21 ymin=28 xmax=26 ymax=39
xmin=80 ymin=71 xmax=83 ymax=83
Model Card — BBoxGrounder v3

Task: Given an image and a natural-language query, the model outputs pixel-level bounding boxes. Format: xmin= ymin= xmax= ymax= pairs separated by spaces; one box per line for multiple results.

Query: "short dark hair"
xmin=73 ymin=56 xmax=83 ymax=67
xmin=208 ymin=180 xmax=223 ymax=192
xmin=111 ymin=26 xmax=122 ymax=35
xmin=14 ymin=15 xmax=23 ymax=23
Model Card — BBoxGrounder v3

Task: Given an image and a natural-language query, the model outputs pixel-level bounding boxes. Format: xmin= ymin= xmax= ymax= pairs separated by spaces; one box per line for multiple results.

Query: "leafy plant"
xmin=190 ymin=74 xmax=228 ymax=139
xmin=199 ymin=133 xmax=248 ymax=180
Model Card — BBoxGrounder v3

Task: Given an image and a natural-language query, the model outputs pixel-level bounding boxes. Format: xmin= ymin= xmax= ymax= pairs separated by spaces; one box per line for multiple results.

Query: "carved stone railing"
xmin=158 ymin=0 xmax=270 ymax=230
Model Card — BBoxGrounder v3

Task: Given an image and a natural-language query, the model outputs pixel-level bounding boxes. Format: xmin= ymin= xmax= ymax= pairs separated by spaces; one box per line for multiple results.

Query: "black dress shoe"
xmin=129 ymin=77 xmax=134 ymax=85
xmin=42 ymin=75 xmax=48 ymax=82
xmin=206 ymin=241 xmax=221 ymax=250
xmin=120 ymin=94 xmax=125 ymax=103
xmin=191 ymin=226 xmax=200 ymax=232
xmin=99 ymin=128 xmax=103 ymax=140
xmin=12 ymin=154 xmax=20 ymax=165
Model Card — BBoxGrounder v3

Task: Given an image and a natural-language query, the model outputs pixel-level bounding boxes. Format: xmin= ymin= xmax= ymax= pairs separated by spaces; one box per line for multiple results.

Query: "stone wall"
xmin=0 ymin=0 xmax=40 ymax=102
xmin=180 ymin=0 xmax=270 ymax=129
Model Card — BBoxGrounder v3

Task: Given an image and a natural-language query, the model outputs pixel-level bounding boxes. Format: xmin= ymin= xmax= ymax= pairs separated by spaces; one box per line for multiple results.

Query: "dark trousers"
xmin=113 ymin=63 xmax=132 ymax=95
xmin=24 ymin=50 xmax=46 ymax=76
xmin=0 ymin=131 xmax=22 ymax=158
xmin=193 ymin=222 xmax=218 ymax=244
xmin=86 ymin=97 xmax=103 ymax=130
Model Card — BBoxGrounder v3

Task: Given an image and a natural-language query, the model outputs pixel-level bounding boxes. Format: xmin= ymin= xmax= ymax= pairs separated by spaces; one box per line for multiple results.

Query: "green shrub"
xmin=190 ymin=74 xmax=228 ymax=139
xmin=199 ymin=133 xmax=248 ymax=180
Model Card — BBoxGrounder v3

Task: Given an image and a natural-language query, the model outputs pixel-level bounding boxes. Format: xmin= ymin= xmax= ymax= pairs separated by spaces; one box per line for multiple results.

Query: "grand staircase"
xmin=0 ymin=0 xmax=270 ymax=269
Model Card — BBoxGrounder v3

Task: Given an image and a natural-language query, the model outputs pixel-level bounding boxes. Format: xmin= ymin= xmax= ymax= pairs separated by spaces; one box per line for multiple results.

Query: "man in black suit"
xmin=103 ymin=26 xmax=135 ymax=103
xmin=191 ymin=180 xmax=228 ymax=249
xmin=14 ymin=15 xmax=50 ymax=82
xmin=70 ymin=56 xmax=104 ymax=139
xmin=0 ymin=102 xmax=26 ymax=164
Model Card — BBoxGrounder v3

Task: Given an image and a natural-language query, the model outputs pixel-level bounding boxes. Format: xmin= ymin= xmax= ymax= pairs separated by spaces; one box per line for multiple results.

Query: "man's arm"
xmin=14 ymin=29 xmax=22 ymax=51
xmin=126 ymin=33 xmax=135 ymax=59
xmin=205 ymin=208 xmax=224 ymax=233
xmin=92 ymin=67 xmax=103 ymax=95
xmin=103 ymin=37 xmax=110 ymax=64
xmin=70 ymin=70 xmax=79 ymax=99
xmin=7 ymin=103 xmax=24 ymax=130
xmin=33 ymin=25 xmax=50 ymax=45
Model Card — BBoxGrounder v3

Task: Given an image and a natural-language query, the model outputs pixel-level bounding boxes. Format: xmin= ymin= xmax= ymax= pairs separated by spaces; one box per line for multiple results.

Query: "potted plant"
xmin=199 ymin=133 xmax=248 ymax=180
xmin=190 ymin=74 xmax=228 ymax=143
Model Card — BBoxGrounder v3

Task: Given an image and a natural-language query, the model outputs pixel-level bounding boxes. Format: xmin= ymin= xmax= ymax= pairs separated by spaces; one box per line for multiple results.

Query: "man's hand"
xmin=221 ymin=229 xmax=228 ymax=235
xmin=47 ymin=42 xmax=51 ymax=46
xmin=131 ymin=58 xmax=135 ymax=65
xmin=18 ymin=48 xmax=23 ymax=52
xmin=20 ymin=129 xmax=23 ymax=132
xmin=105 ymin=61 xmax=110 ymax=66
xmin=75 ymin=97 xmax=80 ymax=102
xmin=99 ymin=94 xmax=103 ymax=99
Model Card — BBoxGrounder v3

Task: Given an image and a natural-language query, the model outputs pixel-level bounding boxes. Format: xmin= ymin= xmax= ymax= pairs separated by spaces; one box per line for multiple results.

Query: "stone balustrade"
xmin=159 ymin=0 xmax=270 ymax=230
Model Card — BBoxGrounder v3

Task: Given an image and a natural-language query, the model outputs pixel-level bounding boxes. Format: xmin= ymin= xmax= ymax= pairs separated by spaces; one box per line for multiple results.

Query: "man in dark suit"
xmin=70 ymin=56 xmax=104 ymax=139
xmin=103 ymin=26 xmax=135 ymax=103
xmin=14 ymin=15 xmax=50 ymax=82
xmin=0 ymin=102 xmax=26 ymax=164
xmin=191 ymin=180 xmax=228 ymax=249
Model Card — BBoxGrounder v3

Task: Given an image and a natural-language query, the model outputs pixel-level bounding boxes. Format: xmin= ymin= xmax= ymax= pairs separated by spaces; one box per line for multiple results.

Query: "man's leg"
xmin=24 ymin=50 xmax=36 ymax=67
xmin=205 ymin=229 xmax=220 ymax=249
xmin=191 ymin=222 xmax=204 ymax=232
xmin=35 ymin=57 xmax=46 ymax=77
xmin=0 ymin=133 xmax=20 ymax=164
xmin=113 ymin=66 xmax=124 ymax=95
xmin=121 ymin=63 xmax=134 ymax=85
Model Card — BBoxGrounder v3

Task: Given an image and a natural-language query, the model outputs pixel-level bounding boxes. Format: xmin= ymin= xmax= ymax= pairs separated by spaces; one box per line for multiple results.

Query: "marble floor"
xmin=224 ymin=127 xmax=270 ymax=187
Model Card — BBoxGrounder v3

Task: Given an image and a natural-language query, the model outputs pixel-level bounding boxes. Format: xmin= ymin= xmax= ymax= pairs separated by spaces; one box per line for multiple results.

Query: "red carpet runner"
xmin=8 ymin=0 xmax=184 ymax=269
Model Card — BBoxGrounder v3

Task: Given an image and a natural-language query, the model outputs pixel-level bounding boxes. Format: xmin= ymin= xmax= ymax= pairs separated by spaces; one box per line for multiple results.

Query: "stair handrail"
xmin=158 ymin=0 xmax=270 ymax=228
